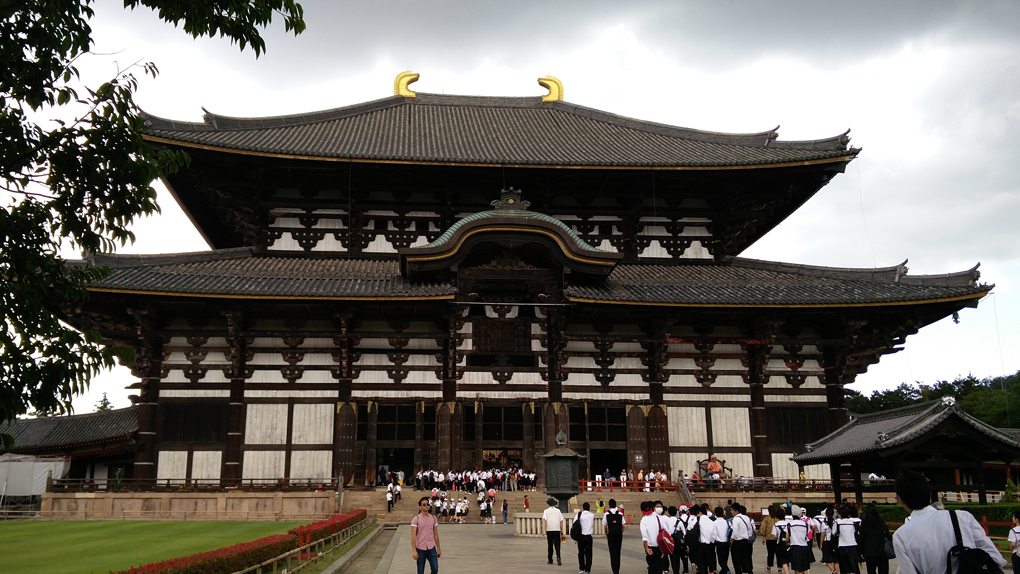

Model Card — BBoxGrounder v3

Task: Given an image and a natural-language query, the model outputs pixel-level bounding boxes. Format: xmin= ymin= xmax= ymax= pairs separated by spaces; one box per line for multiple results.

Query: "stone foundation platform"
xmin=41 ymin=490 xmax=335 ymax=521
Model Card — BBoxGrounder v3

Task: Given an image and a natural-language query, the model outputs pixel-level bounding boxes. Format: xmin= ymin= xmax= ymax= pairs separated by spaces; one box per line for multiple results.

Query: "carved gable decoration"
xmin=398 ymin=188 xmax=622 ymax=281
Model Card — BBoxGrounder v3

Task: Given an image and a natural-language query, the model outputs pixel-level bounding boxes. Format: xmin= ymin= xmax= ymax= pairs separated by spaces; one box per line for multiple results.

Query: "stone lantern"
xmin=539 ymin=430 xmax=586 ymax=514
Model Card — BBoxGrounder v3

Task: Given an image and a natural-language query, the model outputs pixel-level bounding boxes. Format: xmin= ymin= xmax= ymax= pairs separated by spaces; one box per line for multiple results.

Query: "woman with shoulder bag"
xmin=859 ymin=504 xmax=891 ymax=574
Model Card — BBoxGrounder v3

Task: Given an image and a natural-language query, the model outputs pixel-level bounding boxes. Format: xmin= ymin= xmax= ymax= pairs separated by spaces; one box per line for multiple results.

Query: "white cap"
xmin=707 ymin=511 xmax=714 ymax=517
xmin=680 ymin=505 xmax=688 ymax=512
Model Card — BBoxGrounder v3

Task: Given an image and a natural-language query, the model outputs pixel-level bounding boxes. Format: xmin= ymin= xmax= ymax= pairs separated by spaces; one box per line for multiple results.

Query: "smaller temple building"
xmin=793 ymin=397 xmax=1020 ymax=504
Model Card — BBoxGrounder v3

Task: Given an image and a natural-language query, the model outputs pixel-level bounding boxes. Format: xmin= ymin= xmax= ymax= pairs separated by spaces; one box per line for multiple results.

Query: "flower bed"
xmin=110 ymin=510 xmax=368 ymax=574
xmin=110 ymin=534 xmax=297 ymax=574
xmin=289 ymin=509 xmax=368 ymax=543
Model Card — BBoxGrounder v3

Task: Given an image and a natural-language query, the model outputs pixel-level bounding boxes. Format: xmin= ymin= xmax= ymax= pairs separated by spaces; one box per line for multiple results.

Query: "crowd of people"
xmin=408 ymin=469 xmax=1010 ymax=574
xmin=415 ymin=467 xmax=538 ymax=492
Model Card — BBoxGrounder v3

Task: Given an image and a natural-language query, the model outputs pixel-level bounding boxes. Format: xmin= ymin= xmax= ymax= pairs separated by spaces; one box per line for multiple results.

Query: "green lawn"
xmin=0 ymin=520 xmax=304 ymax=574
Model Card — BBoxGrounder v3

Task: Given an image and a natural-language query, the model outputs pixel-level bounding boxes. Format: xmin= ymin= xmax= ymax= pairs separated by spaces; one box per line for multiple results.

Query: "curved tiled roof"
xmin=564 ymin=259 xmax=988 ymax=306
xmin=418 ymin=209 xmax=606 ymax=252
xmin=142 ymin=94 xmax=858 ymax=168
xmin=793 ymin=398 xmax=1020 ymax=464
xmin=2 ymin=408 xmax=138 ymax=452
xmin=79 ymin=250 xmax=988 ymax=307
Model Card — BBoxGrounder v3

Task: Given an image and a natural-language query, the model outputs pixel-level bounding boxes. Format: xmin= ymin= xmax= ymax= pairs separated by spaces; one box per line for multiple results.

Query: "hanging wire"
xmin=855 ymin=159 xmax=877 ymax=268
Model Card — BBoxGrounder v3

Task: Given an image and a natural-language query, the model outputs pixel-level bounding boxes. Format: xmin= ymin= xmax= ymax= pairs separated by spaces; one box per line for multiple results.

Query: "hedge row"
xmin=110 ymin=534 xmax=297 ymax=574
xmin=111 ymin=509 xmax=368 ymax=574
xmin=289 ymin=509 xmax=368 ymax=542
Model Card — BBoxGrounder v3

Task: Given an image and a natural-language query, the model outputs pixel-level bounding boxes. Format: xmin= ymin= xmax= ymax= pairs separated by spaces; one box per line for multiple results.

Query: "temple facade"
xmin=62 ymin=74 xmax=990 ymax=487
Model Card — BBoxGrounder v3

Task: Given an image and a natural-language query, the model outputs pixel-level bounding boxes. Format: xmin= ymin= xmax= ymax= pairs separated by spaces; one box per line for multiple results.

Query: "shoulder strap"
xmin=949 ymin=509 xmax=964 ymax=547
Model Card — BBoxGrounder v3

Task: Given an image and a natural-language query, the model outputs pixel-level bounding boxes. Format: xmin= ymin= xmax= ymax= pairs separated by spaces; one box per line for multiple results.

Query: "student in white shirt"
xmin=1008 ymin=510 xmax=1020 ymax=573
xmin=834 ymin=505 xmax=861 ymax=574
xmin=729 ymin=504 xmax=755 ymax=574
xmin=713 ymin=506 xmax=731 ymax=574
xmin=786 ymin=509 xmax=813 ymax=574
xmin=640 ymin=501 xmax=670 ymax=574
xmin=893 ymin=470 xmax=1005 ymax=574
xmin=770 ymin=507 xmax=791 ymax=574
xmin=603 ymin=498 xmax=626 ymax=574
xmin=386 ymin=489 xmax=394 ymax=513
xmin=544 ymin=497 xmax=565 ymax=565
xmin=697 ymin=504 xmax=718 ymax=574
xmin=574 ymin=501 xmax=596 ymax=574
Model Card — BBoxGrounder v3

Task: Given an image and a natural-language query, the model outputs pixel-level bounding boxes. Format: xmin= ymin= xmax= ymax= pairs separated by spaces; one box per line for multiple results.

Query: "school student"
xmin=787 ymin=508 xmax=814 ymax=574
xmin=729 ymin=504 xmax=755 ymax=574
xmin=770 ymin=507 xmax=791 ymax=574
xmin=1008 ymin=510 xmax=1020 ymax=572
xmin=574 ymin=501 xmax=596 ymax=574
xmin=640 ymin=501 xmax=669 ymax=574
xmin=698 ymin=504 xmax=718 ymax=574
xmin=713 ymin=506 xmax=731 ymax=574
xmin=834 ymin=505 xmax=862 ymax=574
xmin=603 ymin=498 xmax=626 ymax=574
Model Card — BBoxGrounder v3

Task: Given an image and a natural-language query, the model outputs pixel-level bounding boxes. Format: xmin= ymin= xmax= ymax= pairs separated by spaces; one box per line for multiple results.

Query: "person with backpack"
xmin=667 ymin=506 xmax=692 ymax=574
xmin=573 ymin=501 xmax=596 ymax=574
xmin=698 ymin=503 xmax=718 ymax=574
xmin=640 ymin=500 xmax=671 ymax=574
xmin=1007 ymin=510 xmax=1020 ymax=572
xmin=892 ymin=470 xmax=1005 ymax=574
xmin=602 ymin=498 xmax=626 ymax=574
xmin=835 ymin=504 xmax=863 ymax=574
xmin=713 ymin=505 xmax=732 ymax=574
xmin=820 ymin=506 xmax=839 ymax=574
xmin=664 ymin=506 xmax=681 ymax=574
xmin=859 ymin=504 xmax=891 ymax=574
xmin=770 ymin=506 xmax=792 ymax=574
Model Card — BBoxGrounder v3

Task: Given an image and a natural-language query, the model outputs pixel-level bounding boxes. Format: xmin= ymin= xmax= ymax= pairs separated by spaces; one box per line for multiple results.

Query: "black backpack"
xmin=570 ymin=513 xmax=583 ymax=541
xmin=684 ymin=517 xmax=701 ymax=549
xmin=947 ymin=510 xmax=1004 ymax=574
xmin=605 ymin=511 xmax=624 ymax=536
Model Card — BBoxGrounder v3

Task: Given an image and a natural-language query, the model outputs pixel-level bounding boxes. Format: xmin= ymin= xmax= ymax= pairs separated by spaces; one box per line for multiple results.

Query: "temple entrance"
xmin=376 ymin=448 xmax=414 ymax=484
xmin=588 ymin=448 xmax=628 ymax=481
xmin=482 ymin=448 xmax=523 ymax=469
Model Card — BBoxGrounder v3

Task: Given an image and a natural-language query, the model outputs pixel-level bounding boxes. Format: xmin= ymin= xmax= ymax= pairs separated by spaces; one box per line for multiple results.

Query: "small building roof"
xmin=1 ymin=407 xmax=138 ymax=453
xmin=793 ymin=397 xmax=1020 ymax=465
xmin=79 ymin=249 xmax=988 ymax=307
xmin=142 ymin=93 xmax=858 ymax=169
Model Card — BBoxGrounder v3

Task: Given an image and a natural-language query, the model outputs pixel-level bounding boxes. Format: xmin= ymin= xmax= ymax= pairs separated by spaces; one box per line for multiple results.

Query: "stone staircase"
xmin=341 ymin=486 xmax=686 ymax=525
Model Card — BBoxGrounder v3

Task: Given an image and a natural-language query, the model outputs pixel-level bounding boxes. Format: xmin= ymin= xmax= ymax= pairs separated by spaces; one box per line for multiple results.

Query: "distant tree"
xmin=94 ymin=392 xmax=112 ymax=412
xmin=1 ymin=1 xmax=305 ymax=432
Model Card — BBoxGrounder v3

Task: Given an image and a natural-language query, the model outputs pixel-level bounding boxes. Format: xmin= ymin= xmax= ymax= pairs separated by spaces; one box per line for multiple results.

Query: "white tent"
xmin=0 ymin=453 xmax=69 ymax=497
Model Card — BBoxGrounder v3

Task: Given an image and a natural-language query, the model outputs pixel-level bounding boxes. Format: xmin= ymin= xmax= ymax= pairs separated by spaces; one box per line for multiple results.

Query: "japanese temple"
xmin=57 ymin=73 xmax=991 ymax=488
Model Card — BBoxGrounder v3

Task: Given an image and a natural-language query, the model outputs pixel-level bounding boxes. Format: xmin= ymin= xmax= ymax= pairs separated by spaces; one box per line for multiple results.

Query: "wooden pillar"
xmin=852 ymin=463 xmax=864 ymax=506
xmin=332 ymin=312 xmax=357 ymax=485
xmin=976 ymin=461 xmax=988 ymax=505
xmin=523 ymin=402 xmax=536 ymax=472
xmin=822 ymin=347 xmax=849 ymax=432
xmin=223 ymin=337 xmax=248 ymax=485
xmin=414 ymin=401 xmax=424 ymax=473
xmin=474 ymin=401 xmax=483 ymax=469
xmin=366 ymin=402 xmax=378 ymax=486
xmin=627 ymin=405 xmax=649 ymax=473
xmin=436 ymin=402 xmax=453 ymax=471
xmin=647 ymin=405 xmax=670 ymax=473
xmin=747 ymin=343 xmax=772 ymax=477
xmin=831 ymin=463 xmax=842 ymax=502
xmin=133 ymin=336 xmax=163 ymax=483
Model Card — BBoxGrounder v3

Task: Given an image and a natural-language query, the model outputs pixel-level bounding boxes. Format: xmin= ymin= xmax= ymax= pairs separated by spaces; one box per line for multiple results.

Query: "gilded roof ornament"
xmin=538 ymin=76 xmax=564 ymax=102
xmin=491 ymin=187 xmax=530 ymax=210
xmin=394 ymin=71 xmax=419 ymax=97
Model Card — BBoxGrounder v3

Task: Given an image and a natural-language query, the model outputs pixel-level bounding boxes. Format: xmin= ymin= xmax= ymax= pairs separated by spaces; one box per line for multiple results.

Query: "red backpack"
xmin=656 ymin=517 xmax=675 ymax=556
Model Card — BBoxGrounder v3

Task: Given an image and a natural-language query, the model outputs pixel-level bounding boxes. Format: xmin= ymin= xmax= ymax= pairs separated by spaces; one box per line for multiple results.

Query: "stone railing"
xmin=513 ymin=512 xmax=609 ymax=537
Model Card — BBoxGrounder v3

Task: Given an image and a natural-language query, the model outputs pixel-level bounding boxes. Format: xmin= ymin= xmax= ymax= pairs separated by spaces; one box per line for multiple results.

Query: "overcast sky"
xmin=68 ymin=0 xmax=1019 ymax=412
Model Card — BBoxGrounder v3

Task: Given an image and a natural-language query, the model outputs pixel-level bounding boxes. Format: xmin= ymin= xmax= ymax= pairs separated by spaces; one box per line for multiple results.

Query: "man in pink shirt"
xmin=411 ymin=496 xmax=442 ymax=574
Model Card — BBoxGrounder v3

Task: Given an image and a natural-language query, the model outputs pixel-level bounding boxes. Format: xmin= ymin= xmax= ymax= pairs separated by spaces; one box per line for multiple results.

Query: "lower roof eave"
xmin=564 ymin=292 xmax=989 ymax=309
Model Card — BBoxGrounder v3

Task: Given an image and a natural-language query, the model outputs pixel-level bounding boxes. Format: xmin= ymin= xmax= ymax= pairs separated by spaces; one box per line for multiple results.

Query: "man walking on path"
xmin=411 ymin=496 xmax=441 ymax=574
xmin=603 ymin=498 xmax=626 ymax=574
xmin=575 ymin=501 xmax=596 ymax=574
xmin=544 ymin=497 xmax=565 ymax=565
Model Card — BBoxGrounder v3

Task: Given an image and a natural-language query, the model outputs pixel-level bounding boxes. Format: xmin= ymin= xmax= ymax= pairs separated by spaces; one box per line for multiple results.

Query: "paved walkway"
xmin=374 ymin=523 xmax=899 ymax=574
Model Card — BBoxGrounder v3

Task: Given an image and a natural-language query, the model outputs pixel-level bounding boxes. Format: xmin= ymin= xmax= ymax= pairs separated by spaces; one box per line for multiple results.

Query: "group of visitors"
xmin=600 ymin=468 xmax=677 ymax=490
xmin=416 ymin=486 xmax=510 ymax=524
xmin=384 ymin=479 xmax=401 ymax=513
xmin=415 ymin=467 xmax=537 ymax=492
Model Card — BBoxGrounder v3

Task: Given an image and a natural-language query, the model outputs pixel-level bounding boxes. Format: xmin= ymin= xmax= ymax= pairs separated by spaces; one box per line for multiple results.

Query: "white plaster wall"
xmin=157 ymin=450 xmax=188 ymax=481
xmin=290 ymin=451 xmax=333 ymax=480
xmin=243 ymin=451 xmax=286 ymax=482
xmin=245 ymin=404 xmax=288 ymax=444
xmin=771 ymin=453 xmax=799 ymax=479
xmin=292 ymin=404 xmax=333 ymax=444
xmin=713 ymin=452 xmax=754 ymax=477
xmin=353 ymin=390 xmax=443 ymax=398
xmin=670 ymin=453 xmax=708 ymax=477
xmin=667 ymin=407 xmax=708 ymax=447
xmin=161 ymin=390 xmax=231 ymax=398
xmin=245 ymin=390 xmax=336 ymax=398
xmin=191 ymin=451 xmax=222 ymax=480
xmin=711 ymin=408 xmax=751 ymax=447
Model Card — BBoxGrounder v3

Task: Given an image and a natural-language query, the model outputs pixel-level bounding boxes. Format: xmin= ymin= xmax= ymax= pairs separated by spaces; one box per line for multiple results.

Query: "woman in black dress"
xmin=859 ymin=504 xmax=891 ymax=574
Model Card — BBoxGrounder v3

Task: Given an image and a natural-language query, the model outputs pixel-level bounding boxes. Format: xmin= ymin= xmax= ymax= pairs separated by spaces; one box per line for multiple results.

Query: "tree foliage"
xmin=0 ymin=1 xmax=304 ymax=424
xmin=95 ymin=391 xmax=112 ymax=412
xmin=846 ymin=370 xmax=1020 ymax=428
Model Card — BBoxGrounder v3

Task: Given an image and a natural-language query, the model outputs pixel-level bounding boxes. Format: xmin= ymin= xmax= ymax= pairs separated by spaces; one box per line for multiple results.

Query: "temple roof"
xmin=1 ymin=408 xmax=138 ymax=453
xmin=792 ymin=398 xmax=1020 ymax=464
xmin=81 ymin=249 xmax=988 ymax=307
xmin=142 ymin=93 xmax=858 ymax=168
